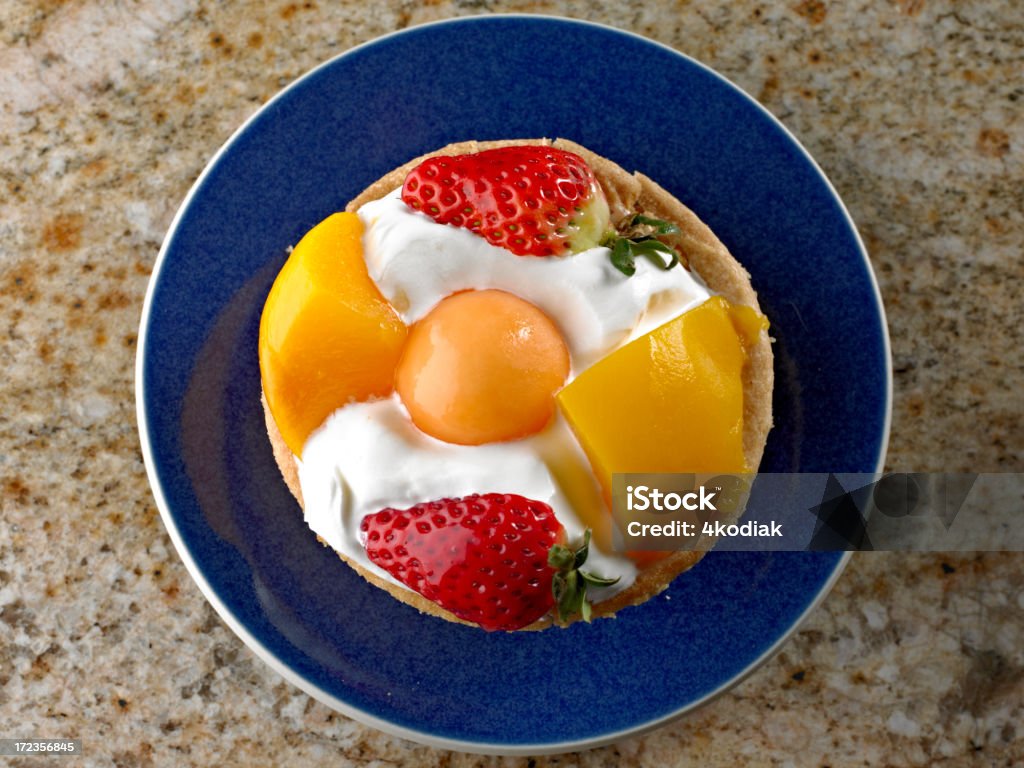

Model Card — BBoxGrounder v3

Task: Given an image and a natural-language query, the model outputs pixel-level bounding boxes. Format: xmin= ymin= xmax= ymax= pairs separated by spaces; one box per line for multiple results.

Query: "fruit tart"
xmin=258 ymin=139 xmax=773 ymax=631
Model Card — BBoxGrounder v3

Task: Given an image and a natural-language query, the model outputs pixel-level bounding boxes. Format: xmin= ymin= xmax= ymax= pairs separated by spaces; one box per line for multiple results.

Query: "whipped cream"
xmin=296 ymin=189 xmax=715 ymax=609
xmin=299 ymin=398 xmax=636 ymax=598
xmin=358 ymin=190 xmax=710 ymax=371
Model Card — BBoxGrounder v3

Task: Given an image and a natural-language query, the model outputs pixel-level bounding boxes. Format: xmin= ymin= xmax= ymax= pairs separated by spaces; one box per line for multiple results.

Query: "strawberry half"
xmin=360 ymin=494 xmax=617 ymax=631
xmin=400 ymin=146 xmax=611 ymax=257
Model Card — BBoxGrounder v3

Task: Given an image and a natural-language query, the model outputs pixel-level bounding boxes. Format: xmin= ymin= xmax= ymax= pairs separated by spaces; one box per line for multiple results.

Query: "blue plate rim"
xmin=135 ymin=13 xmax=893 ymax=755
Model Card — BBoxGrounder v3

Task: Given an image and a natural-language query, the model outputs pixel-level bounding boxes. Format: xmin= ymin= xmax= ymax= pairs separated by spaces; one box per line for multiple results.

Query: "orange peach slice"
xmin=259 ymin=212 xmax=407 ymax=457
xmin=556 ymin=296 xmax=766 ymax=552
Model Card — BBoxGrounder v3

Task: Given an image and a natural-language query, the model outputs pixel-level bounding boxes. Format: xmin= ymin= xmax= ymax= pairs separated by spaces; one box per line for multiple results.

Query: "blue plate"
xmin=136 ymin=16 xmax=891 ymax=754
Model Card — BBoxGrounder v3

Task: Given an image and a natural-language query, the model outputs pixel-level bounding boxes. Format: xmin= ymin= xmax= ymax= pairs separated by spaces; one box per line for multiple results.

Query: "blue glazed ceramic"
xmin=137 ymin=16 xmax=891 ymax=754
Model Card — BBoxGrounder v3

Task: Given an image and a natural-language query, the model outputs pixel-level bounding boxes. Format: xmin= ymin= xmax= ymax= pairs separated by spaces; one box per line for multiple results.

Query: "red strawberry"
xmin=360 ymin=494 xmax=617 ymax=631
xmin=400 ymin=146 xmax=611 ymax=257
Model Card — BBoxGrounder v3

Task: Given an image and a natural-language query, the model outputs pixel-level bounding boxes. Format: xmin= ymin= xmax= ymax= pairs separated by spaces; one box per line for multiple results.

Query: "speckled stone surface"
xmin=1 ymin=1 xmax=1021 ymax=766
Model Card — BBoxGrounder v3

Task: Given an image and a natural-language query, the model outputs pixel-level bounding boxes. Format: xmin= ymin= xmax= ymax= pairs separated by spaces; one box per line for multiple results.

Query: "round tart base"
xmin=262 ymin=138 xmax=774 ymax=630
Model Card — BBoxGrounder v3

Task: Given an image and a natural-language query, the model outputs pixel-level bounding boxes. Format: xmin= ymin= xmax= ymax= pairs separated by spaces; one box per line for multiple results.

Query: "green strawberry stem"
xmin=548 ymin=529 xmax=620 ymax=624
xmin=600 ymin=213 xmax=683 ymax=277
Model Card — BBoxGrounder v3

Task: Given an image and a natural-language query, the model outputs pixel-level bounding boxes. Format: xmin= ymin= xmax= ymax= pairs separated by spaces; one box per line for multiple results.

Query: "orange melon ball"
xmin=396 ymin=289 xmax=570 ymax=445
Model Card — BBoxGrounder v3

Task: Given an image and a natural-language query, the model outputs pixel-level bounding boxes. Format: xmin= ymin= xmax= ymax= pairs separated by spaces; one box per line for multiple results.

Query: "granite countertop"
xmin=1 ymin=1 xmax=1021 ymax=765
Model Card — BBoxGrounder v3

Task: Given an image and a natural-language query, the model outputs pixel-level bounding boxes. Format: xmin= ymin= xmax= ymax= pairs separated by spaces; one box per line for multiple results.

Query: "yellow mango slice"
xmin=259 ymin=212 xmax=407 ymax=457
xmin=557 ymin=296 xmax=764 ymax=501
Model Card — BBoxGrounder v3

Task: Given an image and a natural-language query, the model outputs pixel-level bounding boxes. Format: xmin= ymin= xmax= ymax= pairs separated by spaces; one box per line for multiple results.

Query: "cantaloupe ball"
xmin=396 ymin=289 xmax=570 ymax=445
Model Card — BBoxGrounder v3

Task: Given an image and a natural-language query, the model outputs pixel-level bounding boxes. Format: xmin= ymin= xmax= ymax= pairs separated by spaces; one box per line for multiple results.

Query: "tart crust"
xmin=262 ymin=138 xmax=774 ymax=630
